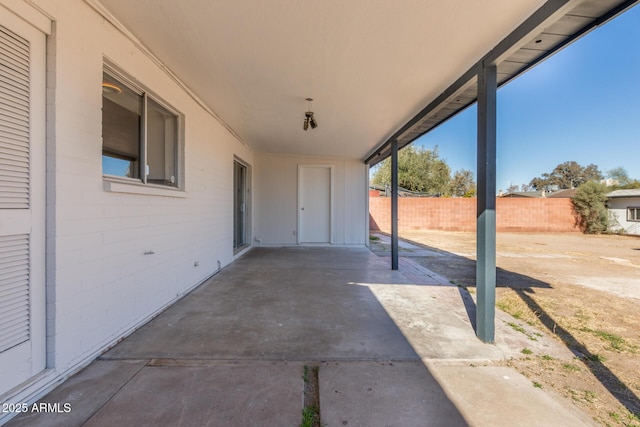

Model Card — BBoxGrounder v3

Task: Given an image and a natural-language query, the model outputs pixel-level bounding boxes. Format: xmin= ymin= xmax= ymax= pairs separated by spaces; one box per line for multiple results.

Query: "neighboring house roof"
xmin=369 ymin=184 xmax=438 ymax=197
xmin=547 ymin=189 xmax=577 ymax=198
xmin=607 ymin=189 xmax=640 ymax=198
xmin=501 ymin=191 xmax=542 ymax=198
xmin=501 ymin=189 xmax=576 ymax=198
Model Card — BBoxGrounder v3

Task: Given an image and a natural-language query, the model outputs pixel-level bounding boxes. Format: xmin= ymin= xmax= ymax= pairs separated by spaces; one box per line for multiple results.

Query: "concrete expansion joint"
xmin=79 ymin=360 xmax=148 ymax=425
xmin=127 ymin=357 xmax=427 ymax=364
xmin=422 ymin=358 xmax=498 ymax=366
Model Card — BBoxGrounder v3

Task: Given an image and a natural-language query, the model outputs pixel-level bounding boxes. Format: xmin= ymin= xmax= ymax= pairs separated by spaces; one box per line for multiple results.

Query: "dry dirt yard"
xmin=387 ymin=230 xmax=640 ymax=427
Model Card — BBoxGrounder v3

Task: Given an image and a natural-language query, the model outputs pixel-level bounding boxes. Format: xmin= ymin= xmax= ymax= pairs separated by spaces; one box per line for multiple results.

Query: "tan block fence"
xmin=369 ymin=197 xmax=580 ymax=233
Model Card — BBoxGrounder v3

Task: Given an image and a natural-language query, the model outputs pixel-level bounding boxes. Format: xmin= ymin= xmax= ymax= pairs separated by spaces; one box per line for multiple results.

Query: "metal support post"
xmin=391 ymin=139 xmax=399 ymax=270
xmin=476 ymin=63 xmax=497 ymax=343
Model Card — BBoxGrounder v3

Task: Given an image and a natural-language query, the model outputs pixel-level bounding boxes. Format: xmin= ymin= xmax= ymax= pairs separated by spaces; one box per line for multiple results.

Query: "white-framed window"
xmin=628 ymin=207 xmax=640 ymax=222
xmin=102 ymin=63 xmax=182 ymax=188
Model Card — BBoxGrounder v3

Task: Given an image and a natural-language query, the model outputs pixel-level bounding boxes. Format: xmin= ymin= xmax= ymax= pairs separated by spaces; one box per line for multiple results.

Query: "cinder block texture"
xmin=370 ymin=197 xmax=579 ymax=232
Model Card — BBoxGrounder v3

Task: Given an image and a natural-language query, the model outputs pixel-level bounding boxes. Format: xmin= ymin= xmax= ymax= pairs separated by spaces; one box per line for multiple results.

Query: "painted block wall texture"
xmin=254 ymin=153 xmax=367 ymax=245
xmin=36 ymin=0 xmax=254 ymax=371
xmin=608 ymin=197 xmax=640 ymax=235
xmin=369 ymin=197 xmax=580 ymax=232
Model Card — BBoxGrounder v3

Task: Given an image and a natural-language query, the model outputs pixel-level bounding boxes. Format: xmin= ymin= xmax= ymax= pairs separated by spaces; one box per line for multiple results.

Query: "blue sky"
xmin=413 ymin=4 xmax=640 ymax=191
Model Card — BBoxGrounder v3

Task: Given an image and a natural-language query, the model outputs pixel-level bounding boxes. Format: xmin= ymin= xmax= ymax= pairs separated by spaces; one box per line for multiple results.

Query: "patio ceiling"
xmin=367 ymin=0 xmax=639 ymax=165
xmin=93 ymin=0 xmax=547 ymax=159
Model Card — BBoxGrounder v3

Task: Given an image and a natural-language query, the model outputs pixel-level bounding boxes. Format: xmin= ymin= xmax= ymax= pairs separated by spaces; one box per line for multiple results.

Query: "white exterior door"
xmin=298 ymin=165 xmax=331 ymax=243
xmin=0 ymin=12 xmax=46 ymax=395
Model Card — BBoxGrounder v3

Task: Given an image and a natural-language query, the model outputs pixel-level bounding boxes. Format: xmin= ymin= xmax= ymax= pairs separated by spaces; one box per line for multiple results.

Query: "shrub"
xmin=572 ymin=181 xmax=609 ymax=234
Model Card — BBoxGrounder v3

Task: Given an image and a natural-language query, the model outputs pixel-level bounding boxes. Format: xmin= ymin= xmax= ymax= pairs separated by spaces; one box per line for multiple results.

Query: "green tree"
xmin=371 ymin=145 xmax=451 ymax=195
xmin=621 ymin=180 xmax=640 ymax=189
xmin=607 ymin=166 xmax=631 ymax=186
xmin=529 ymin=161 xmax=603 ymax=190
xmin=606 ymin=166 xmax=640 ymax=189
xmin=572 ymin=181 xmax=609 ymax=234
xmin=506 ymin=184 xmax=519 ymax=195
xmin=450 ymin=169 xmax=476 ymax=197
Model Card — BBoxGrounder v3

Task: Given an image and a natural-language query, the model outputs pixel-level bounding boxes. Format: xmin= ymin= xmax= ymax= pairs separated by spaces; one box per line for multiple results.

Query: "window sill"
xmin=103 ymin=177 xmax=187 ymax=198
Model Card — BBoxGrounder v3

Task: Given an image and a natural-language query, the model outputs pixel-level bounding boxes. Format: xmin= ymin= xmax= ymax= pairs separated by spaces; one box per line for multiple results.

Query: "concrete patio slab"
xmin=320 ymin=361 xmax=597 ymax=427
xmin=84 ymin=361 xmax=301 ymax=427
xmin=426 ymin=363 xmax=598 ymax=426
xmin=6 ymin=360 xmax=147 ymax=427
xmin=6 ymin=246 xmax=592 ymax=426
xmin=101 ymin=247 xmax=421 ymax=362
xmin=319 ymin=361 xmax=468 ymax=427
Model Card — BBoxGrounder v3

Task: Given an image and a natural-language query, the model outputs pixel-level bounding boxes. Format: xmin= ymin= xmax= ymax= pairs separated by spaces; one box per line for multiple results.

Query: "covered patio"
xmin=1 ymin=0 xmax=638 ymax=424
xmin=8 ymin=247 xmax=593 ymax=426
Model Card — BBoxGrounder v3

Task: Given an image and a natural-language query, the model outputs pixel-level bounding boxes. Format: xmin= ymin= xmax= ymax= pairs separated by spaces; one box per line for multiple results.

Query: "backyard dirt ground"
xmin=373 ymin=230 xmax=640 ymax=427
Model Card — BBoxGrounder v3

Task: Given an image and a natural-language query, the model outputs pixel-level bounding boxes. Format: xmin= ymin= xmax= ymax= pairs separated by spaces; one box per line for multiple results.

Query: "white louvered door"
xmin=0 ymin=11 xmax=46 ymax=395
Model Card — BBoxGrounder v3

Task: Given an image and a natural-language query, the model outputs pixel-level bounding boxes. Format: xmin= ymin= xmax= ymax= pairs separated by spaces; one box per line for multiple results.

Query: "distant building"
xmin=601 ymin=178 xmax=619 ymax=187
xmin=500 ymin=189 xmax=576 ymax=198
xmin=607 ymin=189 xmax=640 ymax=235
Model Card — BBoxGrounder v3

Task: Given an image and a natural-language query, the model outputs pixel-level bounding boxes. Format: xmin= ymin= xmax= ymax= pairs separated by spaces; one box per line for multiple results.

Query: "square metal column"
xmin=391 ymin=139 xmax=399 ymax=270
xmin=476 ymin=63 xmax=497 ymax=343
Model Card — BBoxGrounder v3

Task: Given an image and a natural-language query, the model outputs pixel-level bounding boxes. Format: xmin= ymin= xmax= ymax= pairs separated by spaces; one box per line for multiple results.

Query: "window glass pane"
xmin=102 ymin=72 xmax=142 ymax=178
xmin=146 ymin=98 xmax=178 ymax=186
xmin=102 ymin=156 xmax=134 ymax=177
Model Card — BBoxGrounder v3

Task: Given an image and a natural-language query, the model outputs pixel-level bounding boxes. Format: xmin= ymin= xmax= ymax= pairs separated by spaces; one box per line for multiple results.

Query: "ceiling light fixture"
xmin=304 ymin=98 xmax=318 ymax=131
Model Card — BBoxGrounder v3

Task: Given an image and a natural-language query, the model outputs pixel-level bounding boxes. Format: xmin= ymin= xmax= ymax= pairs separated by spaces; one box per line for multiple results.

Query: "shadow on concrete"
xmin=388 ymin=233 xmax=640 ymax=417
xmin=8 ymin=246 xmax=471 ymax=427
xmin=369 ymin=213 xmax=382 ymax=233
xmin=457 ymin=286 xmax=478 ymax=331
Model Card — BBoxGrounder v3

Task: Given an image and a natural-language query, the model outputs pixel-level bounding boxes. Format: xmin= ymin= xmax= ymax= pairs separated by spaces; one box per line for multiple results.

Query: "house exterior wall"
xmin=45 ymin=0 xmax=256 ymax=370
xmin=608 ymin=197 xmax=640 ymax=235
xmin=1 ymin=0 xmax=255 ymax=405
xmin=370 ymin=197 xmax=580 ymax=232
xmin=254 ymin=153 xmax=367 ymax=245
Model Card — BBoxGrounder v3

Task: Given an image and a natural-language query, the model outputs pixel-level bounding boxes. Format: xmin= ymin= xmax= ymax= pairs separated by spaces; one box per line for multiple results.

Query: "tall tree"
xmin=450 ymin=169 xmax=476 ymax=197
xmin=371 ymin=145 xmax=451 ymax=195
xmin=607 ymin=166 xmax=631 ymax=186
xmin=529 ymin=161 xmax=603 ymax=190
xmin=506 ymin=184 xmax=519 ymax=195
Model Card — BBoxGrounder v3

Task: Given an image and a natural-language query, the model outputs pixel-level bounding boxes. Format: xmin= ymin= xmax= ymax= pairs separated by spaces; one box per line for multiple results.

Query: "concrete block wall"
xmin=369 ymin=197 xmax=579 ymax=233
xmin=496 ymin=198 xmax=578 ymax=232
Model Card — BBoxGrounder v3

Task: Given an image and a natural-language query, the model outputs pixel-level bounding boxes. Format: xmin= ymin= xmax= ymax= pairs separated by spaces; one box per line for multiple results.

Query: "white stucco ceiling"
xmin=97 ymin=0 xmax=546 ymax=160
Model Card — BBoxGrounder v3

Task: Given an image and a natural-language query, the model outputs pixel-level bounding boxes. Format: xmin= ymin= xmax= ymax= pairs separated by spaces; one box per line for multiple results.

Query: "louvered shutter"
xmin=0 ymin=25 xmax=30 ymax=353
xmin=0 ymin=25 xmax=30 ymax=209
xmin=0 ymin=235 xmax=30 ymax=352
